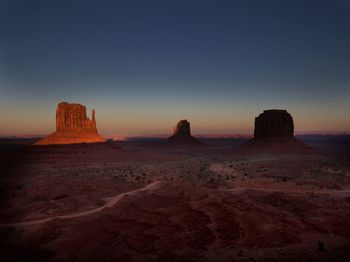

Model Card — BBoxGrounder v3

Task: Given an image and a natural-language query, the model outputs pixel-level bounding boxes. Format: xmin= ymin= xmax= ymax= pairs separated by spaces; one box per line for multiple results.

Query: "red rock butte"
xmin=254 ymin=109 xmax=294 ymax=138
xmin=35 ymin=102 xmax=106 ymax=145
xmin=167 ymin=120 xmax=203 ymax=145
xmin=241 ymin=109 xmax=310 ymax=151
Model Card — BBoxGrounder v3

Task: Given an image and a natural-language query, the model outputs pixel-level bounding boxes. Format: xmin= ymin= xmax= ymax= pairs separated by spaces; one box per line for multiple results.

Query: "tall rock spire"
xmin=92 ymin=109 xmax=96 ymax=130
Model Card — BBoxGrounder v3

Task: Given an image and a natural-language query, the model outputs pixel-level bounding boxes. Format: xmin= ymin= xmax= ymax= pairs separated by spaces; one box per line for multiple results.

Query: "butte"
xmin=240 ymin=109 xmax=310 ymax=151
xmin=167 ymin=120 xmax=203 ymax=145
xmin=35 ymin=102 xmax=106 ymax=145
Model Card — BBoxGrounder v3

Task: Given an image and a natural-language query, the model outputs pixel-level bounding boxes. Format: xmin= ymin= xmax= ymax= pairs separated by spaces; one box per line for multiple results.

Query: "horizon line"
xmin=1 ymin=131 xmax=350 ymax=140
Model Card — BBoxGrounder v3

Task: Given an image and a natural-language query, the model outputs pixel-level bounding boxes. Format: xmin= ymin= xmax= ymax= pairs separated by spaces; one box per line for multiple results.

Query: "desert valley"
xmin=1 ymin=1 xmax=350 ymax=261
xmin=0 ymin=102 xmax=349 ymax=261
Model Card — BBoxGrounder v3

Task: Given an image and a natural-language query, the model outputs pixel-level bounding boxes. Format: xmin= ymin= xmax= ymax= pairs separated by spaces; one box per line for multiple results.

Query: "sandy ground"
xmin=0 ymin=139 xmax=350 ymax=261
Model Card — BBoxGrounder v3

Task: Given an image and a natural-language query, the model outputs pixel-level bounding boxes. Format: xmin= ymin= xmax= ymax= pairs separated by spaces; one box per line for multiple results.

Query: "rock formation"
xmin=173 ymin=120 xmax=191 ymax=137
xmin=56 ymin=102 xmax=97 ymax=132
xmin=35 ymin=102 xmax=106 ymax=145
xmin=254 ymin=110 xmax=294 ymax=138
xmin=167 ymin=120 xmax=203 ymax=145
xmin=241 ymin=109 xmax=310 ymax=151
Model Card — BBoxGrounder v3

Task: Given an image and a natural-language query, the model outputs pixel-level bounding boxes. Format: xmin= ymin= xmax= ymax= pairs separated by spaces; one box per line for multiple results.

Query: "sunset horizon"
xmin=1 ymin=100 xmax=349 ymax=137
xmin=1 ymin=1 xmax=350 ymax=261
xmin=1 ymin=0 xmax=349 ymax=137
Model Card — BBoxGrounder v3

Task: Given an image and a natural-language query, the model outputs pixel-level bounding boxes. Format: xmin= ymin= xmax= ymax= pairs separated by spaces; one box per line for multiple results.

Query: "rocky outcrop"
xmin=167 ymin=120 xmax=203 ymax=145
xmin=254 ymin=110 xmax=294 ymax=138
xmin=56 ymin=102 xmax=97 ymax=132
xmin=241 ymin=109 xmax=310 ymax=151
xmin=35 ymin=102 xmax=105 ymax=145
xmin=173 ymin=120 xmax=191 ymax=137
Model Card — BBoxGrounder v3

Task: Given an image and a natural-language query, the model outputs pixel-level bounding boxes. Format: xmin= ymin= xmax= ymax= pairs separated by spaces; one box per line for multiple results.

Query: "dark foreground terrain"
xmin=0 ymin=136 xmax=350 ymax=261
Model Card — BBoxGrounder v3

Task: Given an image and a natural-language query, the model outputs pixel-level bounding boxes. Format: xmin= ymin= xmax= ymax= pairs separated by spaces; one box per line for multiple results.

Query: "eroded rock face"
xmin=254 ymin=109 xmax=294 ymax=138
xmin=56 ymin=102 xmax=97 ymax=132
xmin=167 ymin=120 xmax=203 ymax=145
xmin=35 ymin=102 xmax=105 ymax=145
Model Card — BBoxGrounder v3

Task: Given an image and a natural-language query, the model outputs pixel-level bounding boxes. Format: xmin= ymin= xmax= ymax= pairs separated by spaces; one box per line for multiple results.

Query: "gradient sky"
xmin=1 ymin=0 xmax=349 ymax=137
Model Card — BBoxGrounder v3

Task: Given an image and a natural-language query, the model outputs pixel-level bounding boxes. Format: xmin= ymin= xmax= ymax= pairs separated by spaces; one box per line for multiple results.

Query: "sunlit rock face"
xmin=254 ymin=109 xmax=294 ymax=138
xmin=167 ymin=120 xmax=203 ymax=145
xmin=56 ymin=102 xmax=97 ymax=132
xmin=241 ymin=109 xmax=310 ymax=151
xmin=35 ymin=102 xmax=105 ymax=145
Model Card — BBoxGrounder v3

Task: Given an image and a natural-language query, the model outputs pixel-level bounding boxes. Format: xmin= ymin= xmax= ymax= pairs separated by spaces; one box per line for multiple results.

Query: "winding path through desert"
xmin=224 ymin=187 xmax=350 ymax=197
xmin=1 ymin=181 xmax=162 ymax=227
xmin=2 ymin=181 xmax=349 ymax=228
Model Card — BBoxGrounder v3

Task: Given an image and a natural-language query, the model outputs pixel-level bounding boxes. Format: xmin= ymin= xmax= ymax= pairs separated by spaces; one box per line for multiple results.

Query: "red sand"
xmin=0 ymin=140 xmax=349 ymax=261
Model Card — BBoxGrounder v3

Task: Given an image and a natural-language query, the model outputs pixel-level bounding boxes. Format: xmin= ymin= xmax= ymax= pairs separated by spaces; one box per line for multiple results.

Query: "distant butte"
xmin=254 ymin=109 xmax=294 ymax=138
xmin=167 ymin=120 xmax=203 ymax=145
xmin=241 ymin=109 xmax=310 ymax=151
xmin=35 ymin=102 xmax=106 ymax=145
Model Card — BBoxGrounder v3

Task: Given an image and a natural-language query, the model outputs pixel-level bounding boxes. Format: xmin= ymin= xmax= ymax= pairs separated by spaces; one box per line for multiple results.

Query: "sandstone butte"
xmin=241 ymin=109 xmax=310 ymax=150
xmin=35 ymin=102 xmax=106 ymax=145
xmin=167 ymin=120 xmax=203 ymax=145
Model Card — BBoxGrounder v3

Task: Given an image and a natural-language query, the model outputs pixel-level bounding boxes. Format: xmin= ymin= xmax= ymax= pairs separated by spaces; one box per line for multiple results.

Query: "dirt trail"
xmin=1 ymin=181 xmax=161 ymax=227
xmin=2 ymin=181 xmax=349 ymax=228
xmin=224 ymin=187 xmax=350 ymax=197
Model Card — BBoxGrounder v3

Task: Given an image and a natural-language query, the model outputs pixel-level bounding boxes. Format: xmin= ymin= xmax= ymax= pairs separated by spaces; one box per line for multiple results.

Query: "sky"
xmin=1 ymin=0 xmax=349 ymax=137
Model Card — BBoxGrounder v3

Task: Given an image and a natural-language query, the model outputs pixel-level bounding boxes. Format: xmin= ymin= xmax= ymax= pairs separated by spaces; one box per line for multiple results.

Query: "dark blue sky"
xmin=1 ymin=0 xmax=349 ymax=136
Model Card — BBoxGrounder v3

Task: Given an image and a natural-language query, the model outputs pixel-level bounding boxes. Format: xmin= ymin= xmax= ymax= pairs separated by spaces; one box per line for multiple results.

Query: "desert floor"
xmin=0 ymin=138 xmax=350 ymax=261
